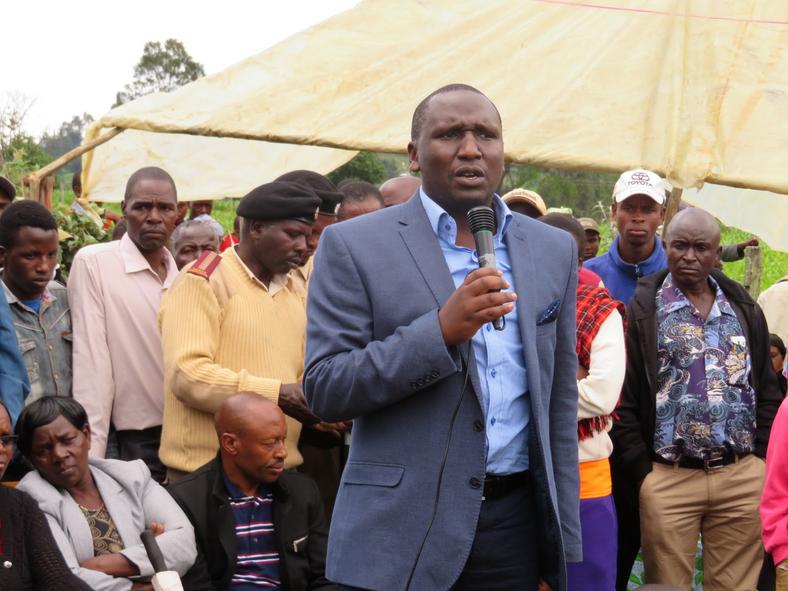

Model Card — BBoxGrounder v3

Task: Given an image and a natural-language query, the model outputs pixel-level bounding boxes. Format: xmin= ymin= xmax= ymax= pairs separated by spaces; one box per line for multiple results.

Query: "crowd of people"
xmin=0 ymin=83 xmax=786 ymax=591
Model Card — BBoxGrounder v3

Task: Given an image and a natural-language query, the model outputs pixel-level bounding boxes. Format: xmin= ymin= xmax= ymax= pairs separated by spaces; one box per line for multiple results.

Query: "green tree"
xmin=114 ymin=39 xmax=205 ymax=106
xmin=328 ymin=151 xmax=387 ymax=185
xmin=39 ymin=113 xmax=94 ymax=173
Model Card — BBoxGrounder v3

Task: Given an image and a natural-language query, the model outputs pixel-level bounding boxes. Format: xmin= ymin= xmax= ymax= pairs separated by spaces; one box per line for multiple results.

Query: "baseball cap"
xmin=578 ymin=217 xmax=600 ymax=233
xmin=612 ymin=169 xmax=666 ymax=205
xmin=501 ymin=188 xmax=547 ymax=216
xmin=0 ymin=175 xmax=16 ymax=200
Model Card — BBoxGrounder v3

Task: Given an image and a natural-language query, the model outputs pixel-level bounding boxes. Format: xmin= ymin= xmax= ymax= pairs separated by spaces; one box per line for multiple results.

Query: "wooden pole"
xmin=26 ymin=127 xmax=124 ymax=204
xmin=662 ymin=186 xmax=683 ymax=232
xmin=743 ymin=245 xmax=762 ymax=300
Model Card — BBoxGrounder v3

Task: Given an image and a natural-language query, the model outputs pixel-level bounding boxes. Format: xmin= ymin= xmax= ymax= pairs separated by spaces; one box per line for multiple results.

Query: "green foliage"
xmin=53 ymin=203 xmax=110 ymax=276
xmin=328 ymin=152 xmax=387 ymax=186
xmin=115 ymin=39 xmax=205 ymax=106
xmin=39 ymin=113 xmax=94 ymax=173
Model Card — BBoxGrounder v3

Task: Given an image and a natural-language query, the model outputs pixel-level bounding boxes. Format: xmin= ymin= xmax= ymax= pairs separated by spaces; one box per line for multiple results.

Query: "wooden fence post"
xmin=743 ymin=246 xmax=762 ymax=300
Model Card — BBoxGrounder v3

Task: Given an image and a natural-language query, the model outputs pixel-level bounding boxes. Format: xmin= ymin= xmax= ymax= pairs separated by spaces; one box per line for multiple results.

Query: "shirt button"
xmin=491 ymin=417 xmax=497 ymax=426
xmin=473 ymin=420 xmax=484 ymax=432
xmin=490 ymin=369 xmax=497 ymax=378
xmin=486 ymin=325 xmax=492 ymax=332
xmin=469 ymin=477 xmax=481 ymax=489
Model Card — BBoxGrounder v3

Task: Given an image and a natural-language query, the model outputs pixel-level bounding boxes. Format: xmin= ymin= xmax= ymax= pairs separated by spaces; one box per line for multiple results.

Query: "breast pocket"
xmin=17 ymin=338 xmax=40 ymax=384
xmin=342 ymin=462 xmax=404 ymax=487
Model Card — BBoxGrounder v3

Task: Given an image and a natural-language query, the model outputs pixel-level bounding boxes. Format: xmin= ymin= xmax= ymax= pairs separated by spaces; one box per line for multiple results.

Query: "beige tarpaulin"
xmin=84 ymin=0 xmax=788 ymax=243
xmin=83 ymin=130 xmax=356 ymax=202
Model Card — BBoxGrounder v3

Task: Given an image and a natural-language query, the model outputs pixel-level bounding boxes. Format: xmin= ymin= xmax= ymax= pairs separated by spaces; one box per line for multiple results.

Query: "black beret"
xmin=237 ymin=181 xmax=320 ymax=223
xmin=275 ymin=170 xmax=343 ymax=216
xmin=0 ymin=175 xmax=16 ymax=200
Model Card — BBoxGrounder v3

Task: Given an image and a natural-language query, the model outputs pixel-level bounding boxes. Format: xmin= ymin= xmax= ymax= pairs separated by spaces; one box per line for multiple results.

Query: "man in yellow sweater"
xmin=158 ymin=181 xmax=323 ymax=482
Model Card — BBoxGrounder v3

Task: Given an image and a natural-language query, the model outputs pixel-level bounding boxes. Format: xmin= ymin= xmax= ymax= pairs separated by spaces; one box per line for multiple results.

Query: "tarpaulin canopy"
xmin=83 ymin=0 xmax=788 ymax=248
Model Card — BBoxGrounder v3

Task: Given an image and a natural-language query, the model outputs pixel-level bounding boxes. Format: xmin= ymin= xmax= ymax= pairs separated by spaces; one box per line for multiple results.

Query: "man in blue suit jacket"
xmin=304 ymin=84 xmax=581 ymax=591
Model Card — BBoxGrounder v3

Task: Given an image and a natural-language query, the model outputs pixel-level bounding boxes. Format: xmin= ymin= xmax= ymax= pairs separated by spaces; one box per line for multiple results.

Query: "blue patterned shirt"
xmin=654 ymin=273 xmax=756 ymax=461
xmin=419 ymin=190 xmax=529 ymax=474
xmin=224 ymin=474 xmax=281 ymax=589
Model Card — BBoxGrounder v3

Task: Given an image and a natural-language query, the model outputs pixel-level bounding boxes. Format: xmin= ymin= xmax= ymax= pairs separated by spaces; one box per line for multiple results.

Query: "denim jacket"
xmin=2 ymin=279 xmax=72 ymax=403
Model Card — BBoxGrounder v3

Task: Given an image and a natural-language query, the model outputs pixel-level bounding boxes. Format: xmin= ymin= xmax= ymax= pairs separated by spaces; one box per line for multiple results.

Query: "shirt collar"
xmin=228 ymin=245 xmax=289 ymax=295
xmin=418 ymin=188 xmax=512 ymax=246
xmin=222 ymin=471 xmax=272 ymax=500
xmin=1 ymin=278 xmax=55 ymax=307
xmin=660 ymin=272 xmax=736 ymax=320
xmin=120 ymin=233 xmax=177 ymax=287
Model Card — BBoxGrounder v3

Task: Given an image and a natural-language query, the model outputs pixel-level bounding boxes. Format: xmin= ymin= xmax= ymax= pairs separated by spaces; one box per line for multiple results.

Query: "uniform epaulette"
xmin=188 ymin=251 xmax=222 ymax=279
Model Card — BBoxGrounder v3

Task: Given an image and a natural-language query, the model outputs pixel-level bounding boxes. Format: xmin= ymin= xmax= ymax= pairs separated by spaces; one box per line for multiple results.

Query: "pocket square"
xmin=536 ymin=299 xmax=561 ymax=325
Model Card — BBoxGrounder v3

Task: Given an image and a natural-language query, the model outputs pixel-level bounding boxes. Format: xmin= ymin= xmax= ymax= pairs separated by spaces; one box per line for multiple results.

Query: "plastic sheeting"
xmin=83 ymin=130 xmax=356 ymax=202
xmin=84 ymin=0 xmax=788 ymax=245
xmin=683 ymin=184 xmax=788 ymax=252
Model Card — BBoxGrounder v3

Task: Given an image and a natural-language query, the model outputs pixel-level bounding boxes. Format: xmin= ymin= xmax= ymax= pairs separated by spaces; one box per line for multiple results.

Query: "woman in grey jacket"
xmin=15 ymin=397 xmax=198 ymax=591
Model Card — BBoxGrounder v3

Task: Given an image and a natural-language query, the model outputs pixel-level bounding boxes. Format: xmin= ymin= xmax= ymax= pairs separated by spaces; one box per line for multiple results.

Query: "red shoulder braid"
xmin=187 ymin=251 xmax=222 ymax=279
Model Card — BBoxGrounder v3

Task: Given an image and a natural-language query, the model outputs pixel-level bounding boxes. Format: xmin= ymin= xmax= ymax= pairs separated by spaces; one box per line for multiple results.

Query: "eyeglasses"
xmin=0 ymin=435 xmax=18 ymax=447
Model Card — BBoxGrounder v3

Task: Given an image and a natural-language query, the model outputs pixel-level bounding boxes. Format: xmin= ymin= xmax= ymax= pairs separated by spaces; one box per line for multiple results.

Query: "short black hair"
xmin=15 ymin=397 xmax=89 ymax=458
xmin=411 ymin=83 xmax=501 ymax=141
xmin=771 ymin=333 xmax=786 ymax=358
xmin=71 ymin=169 xmax=82 ymax=192
xmin=124 ymin=166 xmax=177 ymax=203
xmin=0 ymin=200 xmax=58 ymax=250
xmin=539 ymin=212 xmax=587 ymax=255
xmin=339 ymin=181 xmax=384 ymax=205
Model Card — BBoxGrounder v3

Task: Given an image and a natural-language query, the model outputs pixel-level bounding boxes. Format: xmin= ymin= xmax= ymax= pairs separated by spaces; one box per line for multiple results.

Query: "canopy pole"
xmin=26 ymin=127 xmax=125 ymax=204
xmin=662 ymin=186 xmax=683 ymax=232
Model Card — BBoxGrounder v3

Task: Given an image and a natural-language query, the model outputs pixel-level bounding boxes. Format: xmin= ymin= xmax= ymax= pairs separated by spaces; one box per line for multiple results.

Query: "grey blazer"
xmin=18 ymin=457 xmax=197 ymax=591
xmin=304 ymin=196 xmax=582 ymax=591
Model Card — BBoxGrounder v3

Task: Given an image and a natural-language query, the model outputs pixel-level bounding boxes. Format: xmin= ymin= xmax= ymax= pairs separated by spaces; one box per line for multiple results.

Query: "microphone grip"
xmin=473 ymin=231 xmax=506 ymax=332
xmin=140 ymin=530 xmax=168 ymax=574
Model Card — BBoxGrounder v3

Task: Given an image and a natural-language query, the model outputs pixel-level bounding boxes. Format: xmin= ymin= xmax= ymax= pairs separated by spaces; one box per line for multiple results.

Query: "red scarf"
xmin=576 ymin=284 xmax=627 ymax=441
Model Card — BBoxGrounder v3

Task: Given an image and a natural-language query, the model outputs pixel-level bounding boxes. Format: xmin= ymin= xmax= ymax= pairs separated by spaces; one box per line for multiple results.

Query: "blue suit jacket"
xmin=304 ymin=196 xmax=581 ymax=591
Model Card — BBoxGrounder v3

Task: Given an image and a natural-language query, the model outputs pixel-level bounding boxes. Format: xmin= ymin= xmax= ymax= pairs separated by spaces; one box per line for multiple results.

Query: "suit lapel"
xmin=505 ymin=217 xmax=541 ymax=404
xmin=397 ymin=197 xmax=484 ymax=409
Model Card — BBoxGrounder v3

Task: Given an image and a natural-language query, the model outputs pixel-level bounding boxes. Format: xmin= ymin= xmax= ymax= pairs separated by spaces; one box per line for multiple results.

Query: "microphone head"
xmin=467 ymin=206 xmax=497 ymax=234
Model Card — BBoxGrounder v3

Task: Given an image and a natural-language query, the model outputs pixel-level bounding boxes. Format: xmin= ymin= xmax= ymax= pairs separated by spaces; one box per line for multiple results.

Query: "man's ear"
xmin=120 ymin=200 xmax=127 ymax=216
xmin=407 ymin=141 xmax=420 ymax=173
xmin=659 ymin=205 xmax=667 ymax=222
xmin=220 ymin=432 xmax=239 ymax=455
xmin=0 ymin=246 xmax=6 ymax=267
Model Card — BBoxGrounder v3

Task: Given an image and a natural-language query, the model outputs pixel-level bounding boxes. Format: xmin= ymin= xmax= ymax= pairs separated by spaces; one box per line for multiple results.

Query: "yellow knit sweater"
xmin=158 ymin=247 xmax=307 ymax=473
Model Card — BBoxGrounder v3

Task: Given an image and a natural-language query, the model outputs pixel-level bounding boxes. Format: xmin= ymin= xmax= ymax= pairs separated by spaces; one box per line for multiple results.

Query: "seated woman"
xmin=0 ymin=400 xmax=90 ymax=591
xmin=15 ymin=397 xmax=198 ymax=591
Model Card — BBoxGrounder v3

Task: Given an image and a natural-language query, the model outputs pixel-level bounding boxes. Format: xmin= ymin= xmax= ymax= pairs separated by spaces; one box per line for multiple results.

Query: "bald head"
xmin=379 ymin=176 xmax=421 ymax=207
xmin=664 ymin=208 xmax=720 ymax=245
xmin=664 ymin=207 xmax=721 ymax=290
xmin=215 ymin=392 xmax=284 ymax=438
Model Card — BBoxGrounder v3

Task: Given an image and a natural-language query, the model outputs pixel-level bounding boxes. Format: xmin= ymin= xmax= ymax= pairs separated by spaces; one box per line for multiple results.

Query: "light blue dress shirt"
xmin=420 ymin=189 xmax=529 ymax=474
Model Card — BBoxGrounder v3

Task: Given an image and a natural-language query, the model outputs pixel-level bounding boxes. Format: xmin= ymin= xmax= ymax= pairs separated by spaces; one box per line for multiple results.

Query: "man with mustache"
xmin=612 ymin=207 xmax=781 ymax=590
xmin=304 ymin=84 xmax=581 ymax=590
xmin=159 ymin=181 xmax=327 ymax=485
xmin=170 ymin=393 xmax=334 ymax=591
xmin=69 ymin=166 xmax=179 ymax=482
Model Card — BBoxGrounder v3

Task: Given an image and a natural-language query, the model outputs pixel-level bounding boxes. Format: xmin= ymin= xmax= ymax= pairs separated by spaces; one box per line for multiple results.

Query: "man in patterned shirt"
xmin=611 ymin=208 xmax=782 ymax=590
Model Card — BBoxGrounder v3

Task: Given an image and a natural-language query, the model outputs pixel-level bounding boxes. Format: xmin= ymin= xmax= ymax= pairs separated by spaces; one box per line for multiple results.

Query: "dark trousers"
xmin=116 ymin=425 xmax=165 ymax=483
xmin=453 ymin=483 xmax=540 ymax=591
xmin=612 ymin=471 xmax=640 ymax=591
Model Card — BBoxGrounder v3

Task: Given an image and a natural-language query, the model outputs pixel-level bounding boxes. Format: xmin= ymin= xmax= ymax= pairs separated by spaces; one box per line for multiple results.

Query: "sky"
xmin=1 ymin=0 xmax=359 ymax=137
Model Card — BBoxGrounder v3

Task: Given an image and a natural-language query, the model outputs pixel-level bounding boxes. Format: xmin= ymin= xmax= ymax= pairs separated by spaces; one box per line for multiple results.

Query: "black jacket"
xmin=168 ymin=456 xmax=336 ymax=591
xmin=0 ymin=485 xmax=91 ymax=591
xmin=611 ymin=269 xmax=783 ymax=485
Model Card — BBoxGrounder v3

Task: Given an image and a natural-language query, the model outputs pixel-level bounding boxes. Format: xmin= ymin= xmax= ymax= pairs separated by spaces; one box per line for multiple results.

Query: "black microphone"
xmin=140 ymin=530 xmax=183 ymax=590
xmin=467 ymin=205 xmax=505 ymax=331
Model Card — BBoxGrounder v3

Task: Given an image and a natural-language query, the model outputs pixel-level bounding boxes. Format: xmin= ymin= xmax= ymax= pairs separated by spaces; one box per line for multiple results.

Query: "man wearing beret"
xmin=158 ymin=181 xmax=325 ymax=483
xmin=276 ymin=170 xmax=343 ymax=290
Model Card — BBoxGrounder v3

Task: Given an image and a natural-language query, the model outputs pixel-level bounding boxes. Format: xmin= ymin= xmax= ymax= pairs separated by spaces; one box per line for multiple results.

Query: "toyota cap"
xmin=613 ymin=169 xmax=666 ymax=205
